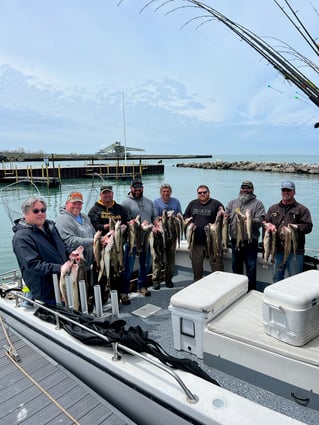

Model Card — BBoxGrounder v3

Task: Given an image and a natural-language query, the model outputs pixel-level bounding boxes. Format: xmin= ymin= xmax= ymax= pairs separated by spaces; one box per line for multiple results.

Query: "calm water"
xmin=1 ymin=154 xmax=318 ymax=274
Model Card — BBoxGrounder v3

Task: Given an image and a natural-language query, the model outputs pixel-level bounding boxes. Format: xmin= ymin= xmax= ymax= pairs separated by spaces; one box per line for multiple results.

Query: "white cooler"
xmin=263 ymin=269 xmax=319 ymax=346
xmin=169 ymin=271 xmax=248 ymax=358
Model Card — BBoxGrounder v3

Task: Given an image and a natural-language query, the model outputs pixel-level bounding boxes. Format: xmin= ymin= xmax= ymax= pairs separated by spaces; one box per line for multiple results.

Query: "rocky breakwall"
xmin=176 ymin=160 xmax=319 ymax=174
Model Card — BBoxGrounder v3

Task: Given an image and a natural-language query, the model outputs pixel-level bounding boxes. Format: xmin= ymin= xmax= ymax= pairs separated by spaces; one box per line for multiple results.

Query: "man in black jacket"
xmin=88 ymin=185 xmax=128 ymax=234
xmin=12 ymin=196 xmax=77 ymax=304
xmin=184 ymin=185 xmax=224 ymax=281
xmin=264 ymin=181 xmax=313 ymax=282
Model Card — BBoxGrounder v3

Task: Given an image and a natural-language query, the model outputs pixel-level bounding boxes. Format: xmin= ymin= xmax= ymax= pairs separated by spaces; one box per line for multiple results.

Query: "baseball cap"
xmin=100 ymin=185 xmax=113 ymax=193
xmin=241 ymin=180 xmax=254 ymax=189
xmin=131 ymin=177 xmax=143 ymax=187
xmin=67 ymin=192 xmax=83 ymax=203
xmin=281 ymin=181 xmax=295 ymax=190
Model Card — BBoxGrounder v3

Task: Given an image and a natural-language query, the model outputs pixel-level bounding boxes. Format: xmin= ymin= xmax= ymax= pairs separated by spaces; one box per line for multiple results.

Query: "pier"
xmin=0 ymin=153 xmax=213 ymax=185
xmin=0 ymin=162 xmax=164 ymax=185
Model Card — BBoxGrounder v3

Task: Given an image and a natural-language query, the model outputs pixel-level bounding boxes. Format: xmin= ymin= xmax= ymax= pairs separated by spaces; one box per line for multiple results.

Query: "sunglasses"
xmin=241 ymin=185 xmax=252 ymax=190
xmin=281 ymin=188 xmax=293 ymax=192
xmin=133 ymin=184 xmax=143 ymax=189
xmin=32 ymin=208 xmax=46 ymax=214
xmin=197 ymin=190 xmax=208 ymax=195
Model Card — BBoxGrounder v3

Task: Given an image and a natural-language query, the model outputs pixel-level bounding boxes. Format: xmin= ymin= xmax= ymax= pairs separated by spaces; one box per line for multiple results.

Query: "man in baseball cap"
xmin=130 ymin=177 xmax=143 ymax=187
xmin=281 ymin=181 xmax=295 ymax=191
xmin=88 ymin=183 xmax=130 ymax=304
xmin=100 ymin=185 xmax=113 ymax=193
xmin=225 ymin=180 xmax=265 ymax=290
xmin=264 ymin=180 xmax=313 ymax=282
xmin=67 ymin=192 xmax=83 ymax=203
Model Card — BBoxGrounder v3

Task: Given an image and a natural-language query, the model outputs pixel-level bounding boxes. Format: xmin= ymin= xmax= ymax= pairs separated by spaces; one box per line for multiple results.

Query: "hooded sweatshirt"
xmin=226 ymin=193 xmax=266 ymax=241
xmin=121 ymin=193 xmax=156 ymax=223
xmin=55 ymin=209 xmax=95 ymax=269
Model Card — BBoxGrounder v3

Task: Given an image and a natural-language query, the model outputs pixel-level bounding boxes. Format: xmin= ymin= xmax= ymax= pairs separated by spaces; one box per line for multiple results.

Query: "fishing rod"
xmin=266 ymin=37 xmax=319 ymax=74
xmin=274 ymin=0 xmax=319 ymax=57
xmin=139 ymin=0 xmax=319 ymax=108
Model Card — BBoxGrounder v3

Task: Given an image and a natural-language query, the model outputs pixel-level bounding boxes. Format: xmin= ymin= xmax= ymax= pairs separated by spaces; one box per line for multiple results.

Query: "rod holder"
xmin=52 ymin=274 xmax=62 ymax=305
xmin=94 ymin=285 xmax=103 ymax=317
xmin=65 ymin=275 xmax=74 ymax=309
xmin=79 ymin=280 xmax=88 ymax=314
xmin=111 ymin=290 xmax=119 ymax=317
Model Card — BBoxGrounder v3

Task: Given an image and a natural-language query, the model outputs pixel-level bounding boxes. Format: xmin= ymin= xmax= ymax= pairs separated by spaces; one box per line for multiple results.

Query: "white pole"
xmin=122 ymin=92 xmax=127 ymax=166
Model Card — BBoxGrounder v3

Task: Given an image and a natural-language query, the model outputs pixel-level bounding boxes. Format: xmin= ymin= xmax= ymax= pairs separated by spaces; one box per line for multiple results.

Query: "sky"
xmin=0 ymin=0 xmax=318 ymax=156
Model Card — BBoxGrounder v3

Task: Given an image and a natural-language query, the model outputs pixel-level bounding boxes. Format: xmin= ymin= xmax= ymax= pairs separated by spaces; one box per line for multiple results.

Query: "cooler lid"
xmin=170 ymin=271 xmax=248 ymax=312
xmin=264 ymin=270 xmax=319 ymax=309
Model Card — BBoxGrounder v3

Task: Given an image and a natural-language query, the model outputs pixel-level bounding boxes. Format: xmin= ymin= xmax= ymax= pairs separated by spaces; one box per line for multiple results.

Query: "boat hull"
xmin=0 ymin=297 xmax=304 ymax=425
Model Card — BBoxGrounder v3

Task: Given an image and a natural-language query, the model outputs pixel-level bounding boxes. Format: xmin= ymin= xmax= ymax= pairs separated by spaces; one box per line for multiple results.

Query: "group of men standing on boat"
xmin=11 ymin=177 xmax=312 ymax=308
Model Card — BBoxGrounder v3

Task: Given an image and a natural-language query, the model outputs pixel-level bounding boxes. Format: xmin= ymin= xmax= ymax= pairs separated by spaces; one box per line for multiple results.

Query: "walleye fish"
xmin=93 ymin=230 xmax=102 ymax=271
xmin=235 ymin=207 xmax=252 ymax=244
xmin=127 ymin=217 xmax=139 ymax=255
xmin=222 ymin=213 xmax=229 ymax=253
xmin=149 ymin=224 xmax=165 ymax=278
xmin=99 ymin=231 xmax=115 ymax=286
xmin=288 ymin=223 xmax=298 ymax=257
xmin=114 ymin=221 xmax=126 ymax=272
xmin=245 ymin=208 xmax=253 ymax=243
xmin=186 ymin=221 xmax=196 ymax=251
xmin=263 ymin=229 xmax=272 ymax=267
xmin=174 ymin=214 xmax=182 ymax=248
xmin=176 ymin=212 xmax=188 ymax=241
xmin=235 ymin=214 xmax=244 ymax=250
xmin=182 ymin=216 xmax=194 ymax=240
xmin=270 ymin=229 xmax=276 ymax=262
xmin=141 ymin=220 xmax=153 ymax=254
xmin=60 ymin=245 xmax=87 ymax=311
xmin=279 ymin=226 xmax=293 ymax=269
xmin=207 ymin=222 xmax=222 ymax=263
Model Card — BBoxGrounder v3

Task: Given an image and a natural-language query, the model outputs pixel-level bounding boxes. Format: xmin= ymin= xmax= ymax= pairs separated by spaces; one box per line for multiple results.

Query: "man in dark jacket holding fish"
xmin=88 ymin=185 xmax=129 ymax=304
xmin=12 ymin=196 xmax=77 ymax=304
xmin=184 ymin=185 xmax=224 ymax=281
xmin=226 ymin=180 xmax=266 ymax=291
xmin=264 ymin=181 xmax=313 ymax=282
xmin=88 ymin=185 xmax=129 ymax=235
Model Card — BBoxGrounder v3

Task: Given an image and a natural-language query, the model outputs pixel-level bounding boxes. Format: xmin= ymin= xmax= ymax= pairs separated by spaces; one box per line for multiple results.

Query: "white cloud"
xmin=0 ymin=0 xmax=318 ymax=155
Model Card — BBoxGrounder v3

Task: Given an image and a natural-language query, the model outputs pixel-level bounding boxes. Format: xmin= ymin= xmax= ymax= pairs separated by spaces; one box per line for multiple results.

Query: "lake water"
xmin=1 ymin=154 xmax=318 ymax=274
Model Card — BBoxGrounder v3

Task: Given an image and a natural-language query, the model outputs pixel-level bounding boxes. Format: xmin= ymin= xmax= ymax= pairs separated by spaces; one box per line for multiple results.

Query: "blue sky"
xmin=0 ymin=0 xmax=318 ymax=156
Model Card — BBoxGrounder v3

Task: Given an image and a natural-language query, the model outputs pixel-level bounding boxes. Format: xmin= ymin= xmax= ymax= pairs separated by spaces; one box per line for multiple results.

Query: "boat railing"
xmin=0 ymin=272 xmax=199 ymax=405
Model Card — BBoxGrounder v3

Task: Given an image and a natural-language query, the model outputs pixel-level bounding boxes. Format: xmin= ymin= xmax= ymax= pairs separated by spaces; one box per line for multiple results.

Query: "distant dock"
xmin=0 ymin=154 xmax=212 ymax=185
xmin=0 ymin=163 xmax=164 ymax=185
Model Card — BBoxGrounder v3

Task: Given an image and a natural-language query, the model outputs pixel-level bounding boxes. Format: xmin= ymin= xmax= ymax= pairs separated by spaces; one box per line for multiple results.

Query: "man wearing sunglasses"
xmin=12 ymin=196 xmax=75 ymax=304
xmin=226 ymin=180 xmax=266 ymax=291
xmin=264 ymin=181 xmax=313 ymax=282
xmin=184 ymin=185 xmax=224 ymax=281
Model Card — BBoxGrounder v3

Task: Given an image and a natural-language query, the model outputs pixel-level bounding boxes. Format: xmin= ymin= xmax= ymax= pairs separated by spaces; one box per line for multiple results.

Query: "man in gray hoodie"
xmin=121 ymin=177 xmax=157 ymax=298
xmin=226 ymin=180 xmax=265 ymax=291
xmin=55 ymin=192 xmax=100 ymax=304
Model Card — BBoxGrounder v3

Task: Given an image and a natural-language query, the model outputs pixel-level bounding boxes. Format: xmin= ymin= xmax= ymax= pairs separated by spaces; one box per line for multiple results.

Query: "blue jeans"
xmin=272 ymin=253 xmax=304 ymax=282
xmin=231 ymin=239 xmax=258 ymax=290
xmin=122 ymin=243 xmax=151 ymax=293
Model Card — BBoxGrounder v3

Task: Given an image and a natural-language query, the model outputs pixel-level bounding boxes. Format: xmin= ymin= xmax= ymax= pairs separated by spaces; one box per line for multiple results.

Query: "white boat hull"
xmin=0 ymin=296 xmax=304 ymax=425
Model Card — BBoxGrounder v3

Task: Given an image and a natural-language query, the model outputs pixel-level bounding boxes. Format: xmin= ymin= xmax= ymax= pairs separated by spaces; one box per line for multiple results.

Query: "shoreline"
xmin=176 ymin=161 xmax=319 ymax=174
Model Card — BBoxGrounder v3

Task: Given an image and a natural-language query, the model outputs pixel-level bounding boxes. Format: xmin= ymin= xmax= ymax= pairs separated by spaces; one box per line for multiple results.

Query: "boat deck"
xmin=0 ymin=318 xmax=136 ymax=425
xmin=1 ymin=263 xmax=319 ymax=424
xmin=107 ymin=265 xmax=319 ymax=425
